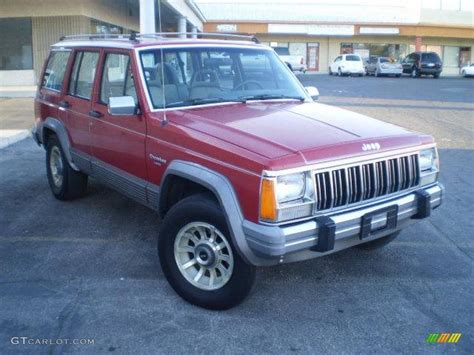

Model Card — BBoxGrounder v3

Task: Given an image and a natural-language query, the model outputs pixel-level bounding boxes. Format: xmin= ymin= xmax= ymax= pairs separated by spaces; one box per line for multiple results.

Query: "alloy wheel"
xmin=174 ymin=222 xmax=234 ymax=291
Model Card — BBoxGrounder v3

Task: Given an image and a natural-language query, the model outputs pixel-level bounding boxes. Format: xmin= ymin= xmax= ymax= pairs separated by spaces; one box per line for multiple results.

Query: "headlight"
xmin=276 ymin=173 xmax=305 ymax=203
xmin=260 ymin=172 xmax=315 ymax=223
xmin=419 ymin=148 xmax=439 ymax=185
xmin=381 ymin=64 xmax=388 ymax=69
xmin=419 ymin=148 xmax=437 ymax=172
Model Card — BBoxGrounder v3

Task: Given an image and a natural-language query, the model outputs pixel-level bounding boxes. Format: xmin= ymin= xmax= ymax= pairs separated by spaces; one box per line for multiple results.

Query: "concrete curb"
xmin=0 ymin=130 xmax=31 ymax=149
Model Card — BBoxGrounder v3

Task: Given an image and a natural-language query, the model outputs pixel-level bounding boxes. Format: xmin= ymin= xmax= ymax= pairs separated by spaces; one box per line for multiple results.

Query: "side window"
xmin=42 ymin=51 xmax=70 ymax=91
xmin=100 ymin=53 xmax=137 ymax=105
xmin=68 ymin=51 xmax=99 ymax=100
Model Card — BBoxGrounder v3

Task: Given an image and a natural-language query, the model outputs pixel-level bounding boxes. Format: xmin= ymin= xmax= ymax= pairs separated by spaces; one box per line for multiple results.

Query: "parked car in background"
xmin=273 ymin=47 xmax=307 ymax=73
xmin=401 ymin=52 xmax=443 ymax=78
xmin=329 ymin=54 xmax=365 ymax=76
xmin=365 ymin=56 xmax=402 ymax=77
xmin=461 ymin=63 xmax=474 ymax=77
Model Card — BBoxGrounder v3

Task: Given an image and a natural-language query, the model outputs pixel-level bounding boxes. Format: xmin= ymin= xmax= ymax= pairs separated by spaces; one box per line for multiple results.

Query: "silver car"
xmin=365 ymin=56 xmax=403 ymax=77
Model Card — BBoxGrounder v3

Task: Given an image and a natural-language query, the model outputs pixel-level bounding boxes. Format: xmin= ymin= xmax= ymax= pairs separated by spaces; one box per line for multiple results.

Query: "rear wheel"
xmin=46 ymin=135 xmax=87 ymax=200
xmin=329 ymin=67 xmax=333 ymax=75
xmin=158 ymin=194 xmax=256 ymax=310
xmin=355 ymin=231 xmax=401 ymax=251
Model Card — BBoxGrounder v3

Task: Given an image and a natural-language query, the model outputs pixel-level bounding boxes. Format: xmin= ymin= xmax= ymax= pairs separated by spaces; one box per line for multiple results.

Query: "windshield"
xmin=346 ymin=55 xmax=361 ymax=61
xmin=379 ymin=58 xmax=390 ymax=63
xmin=139 ymin=47 xmax=307 ymax=109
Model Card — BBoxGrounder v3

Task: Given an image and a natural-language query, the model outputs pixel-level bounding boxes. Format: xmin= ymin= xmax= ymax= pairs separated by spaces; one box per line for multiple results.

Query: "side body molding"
xmin=42 ymin=117 xmax=80 ymax=171
xmin=161 ymin=160 xmax=260 ymax=265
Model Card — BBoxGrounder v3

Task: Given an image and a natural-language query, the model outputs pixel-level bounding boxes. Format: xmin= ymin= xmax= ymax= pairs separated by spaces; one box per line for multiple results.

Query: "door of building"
xmin=307 ymin=43 xmax=319 ymax=71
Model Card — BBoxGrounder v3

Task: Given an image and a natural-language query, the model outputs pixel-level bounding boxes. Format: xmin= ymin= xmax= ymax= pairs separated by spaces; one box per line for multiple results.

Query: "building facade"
xmin=0 ymin=0 xmax=204 ymax=86
xmin=198 ymin=0 xmax=474 ymax=75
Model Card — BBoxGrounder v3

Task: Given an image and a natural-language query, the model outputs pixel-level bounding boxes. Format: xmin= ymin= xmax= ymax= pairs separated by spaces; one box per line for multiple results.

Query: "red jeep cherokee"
xmin=33 ymin=34 xmax=443 ymax=309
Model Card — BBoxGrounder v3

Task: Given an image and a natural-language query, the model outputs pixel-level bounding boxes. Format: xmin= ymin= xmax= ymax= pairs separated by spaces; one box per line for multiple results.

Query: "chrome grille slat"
xmin=314 ymin=154 xmax=419 ymax=212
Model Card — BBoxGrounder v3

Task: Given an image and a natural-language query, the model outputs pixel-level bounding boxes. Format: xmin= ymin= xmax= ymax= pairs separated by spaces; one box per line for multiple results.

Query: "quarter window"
xmin=100 ymin=53 xmax=137 ymax=104
xmin=42 ymin=51 xmax=70 ymax=91
xmin=68 ymin=51 xmax=99 ymax=100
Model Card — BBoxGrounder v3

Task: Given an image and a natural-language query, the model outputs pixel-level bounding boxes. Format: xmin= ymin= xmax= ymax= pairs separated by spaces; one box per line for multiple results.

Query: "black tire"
xmin=355 ymin=231 xmax=401 ymax=251
xmin=433 ymin=72 xmax=440 ymax=79
xmin=329 ymin=67 xmax=333 ymax=75
xmin=411 ymin=67 xmax=420 ymax=78
xmin=46 ymin=135 xmax=87 ymax=200
xmin=375 ymin=69 xmax=380 ymax=77
xmin=396 ymin=74 xmax=401 ymax=78
xmin=338 ymin=68 xmax=342 ymax=76
xmin=158 ymin=194 xmax=256 ymax=310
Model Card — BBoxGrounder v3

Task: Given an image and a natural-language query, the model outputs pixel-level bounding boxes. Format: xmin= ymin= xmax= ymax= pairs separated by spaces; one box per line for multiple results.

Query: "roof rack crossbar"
xmin=59 ymin=32 xmax=260 ymax=44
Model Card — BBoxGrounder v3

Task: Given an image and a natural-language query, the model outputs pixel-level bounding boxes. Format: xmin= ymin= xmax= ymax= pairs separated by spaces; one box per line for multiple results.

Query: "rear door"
xmin=89 ymin=49 xmax=147 ymax=181
xmin=62 ymin=49 xmax=101 ymax=156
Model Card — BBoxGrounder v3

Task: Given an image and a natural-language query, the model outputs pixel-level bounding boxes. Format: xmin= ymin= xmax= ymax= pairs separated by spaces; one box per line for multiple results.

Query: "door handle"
xmin=58 ymin=100 xmax=70 ymax=109
xmin=89 ymin=110 xmax=102 ymax=118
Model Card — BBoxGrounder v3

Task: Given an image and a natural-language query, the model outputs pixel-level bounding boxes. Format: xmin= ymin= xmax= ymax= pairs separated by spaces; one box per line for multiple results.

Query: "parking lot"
xmin=1 ymin=75 xmax=473 ymax=354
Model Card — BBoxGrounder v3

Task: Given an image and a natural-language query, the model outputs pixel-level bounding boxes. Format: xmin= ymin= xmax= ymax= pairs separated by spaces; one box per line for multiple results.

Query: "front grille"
xmin=314 ymin=154 xmax=419 ymax=211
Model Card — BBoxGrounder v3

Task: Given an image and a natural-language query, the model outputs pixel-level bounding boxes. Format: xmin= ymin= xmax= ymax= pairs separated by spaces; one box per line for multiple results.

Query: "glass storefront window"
xmin=0 ymin=18 xmax=33 ymax=70
xmin=444 ymin=46 xmax=460 ymax=67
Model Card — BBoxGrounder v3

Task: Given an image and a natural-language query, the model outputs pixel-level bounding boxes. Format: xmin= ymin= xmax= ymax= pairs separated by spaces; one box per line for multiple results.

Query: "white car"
xmin=461 ymin=64 xmax=474 ymax=77
xmin=273 ymin=47 xmax=307 ymax=73
xmin=329 ymin=54 xmax=365 ymax=76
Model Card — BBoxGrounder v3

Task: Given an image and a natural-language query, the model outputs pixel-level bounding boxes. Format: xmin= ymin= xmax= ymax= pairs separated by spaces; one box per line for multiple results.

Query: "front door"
xmin=90 ymin=50 xmax=147 ymax=181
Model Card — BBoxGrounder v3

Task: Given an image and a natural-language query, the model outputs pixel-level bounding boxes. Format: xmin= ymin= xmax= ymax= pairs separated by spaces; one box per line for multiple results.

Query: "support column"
xmin=139 ymin=0 xmax=155 ymax=33
xmin=191 ymin=26 xmax=198 ymax=39
xmin=415 ymin=36 xmax=423 ymax=51
xmin=178 ymin=16 xmax=187 ymax=38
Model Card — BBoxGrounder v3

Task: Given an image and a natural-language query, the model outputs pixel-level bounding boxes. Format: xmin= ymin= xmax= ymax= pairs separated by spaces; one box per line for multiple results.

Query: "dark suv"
xmin=401 ymin=52 xmax=443 ymax=78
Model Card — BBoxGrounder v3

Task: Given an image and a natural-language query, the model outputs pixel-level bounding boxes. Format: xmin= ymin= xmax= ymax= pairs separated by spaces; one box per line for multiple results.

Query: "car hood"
xmin=177 ymin=101 xmax=430 ymax=169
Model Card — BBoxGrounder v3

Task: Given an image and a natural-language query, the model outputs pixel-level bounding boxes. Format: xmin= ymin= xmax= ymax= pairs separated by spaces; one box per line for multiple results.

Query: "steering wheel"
xmin=190 ymin=69 xmax=220 ymax=87
xmin=233 ymin=80 xmax=264 ymax=90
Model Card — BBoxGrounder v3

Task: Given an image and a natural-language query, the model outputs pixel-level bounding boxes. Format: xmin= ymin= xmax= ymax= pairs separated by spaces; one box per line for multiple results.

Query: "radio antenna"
xmin=158 ymin=0 xmax=168 ymax=126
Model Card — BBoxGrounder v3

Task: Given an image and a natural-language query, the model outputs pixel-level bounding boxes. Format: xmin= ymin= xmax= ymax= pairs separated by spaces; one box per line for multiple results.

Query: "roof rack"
xmin=59 ymin=32 xmax=260 ymax=44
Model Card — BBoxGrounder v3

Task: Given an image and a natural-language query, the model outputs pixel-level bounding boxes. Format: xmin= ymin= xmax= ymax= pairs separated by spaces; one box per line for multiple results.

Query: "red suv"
xmin=33 ymin=34 xmax=443 ymax=309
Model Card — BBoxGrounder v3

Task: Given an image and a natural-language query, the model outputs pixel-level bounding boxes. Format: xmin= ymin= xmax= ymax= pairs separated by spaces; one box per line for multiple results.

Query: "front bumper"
xmin=242 ymin=183 xmax=443 ymax=265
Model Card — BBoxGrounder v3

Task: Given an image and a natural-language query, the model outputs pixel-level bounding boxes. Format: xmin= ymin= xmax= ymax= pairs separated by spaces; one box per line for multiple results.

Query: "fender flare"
xmin=160 ymin=160 xmax=260 ymax=265
xmin=42 ymin=117 xmax=80 ymax=171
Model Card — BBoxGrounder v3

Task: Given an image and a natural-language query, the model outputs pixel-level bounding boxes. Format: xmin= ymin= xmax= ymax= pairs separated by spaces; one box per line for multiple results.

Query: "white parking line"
xmin=0 ymin=130 xmax=31 ymax=149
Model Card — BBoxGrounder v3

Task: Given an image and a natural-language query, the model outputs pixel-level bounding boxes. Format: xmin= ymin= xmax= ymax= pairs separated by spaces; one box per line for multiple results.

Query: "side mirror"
xmin=305 ymin=86 xmax=319 ymax=100
xmin=108 ymin=96 xmax=137 ymax=115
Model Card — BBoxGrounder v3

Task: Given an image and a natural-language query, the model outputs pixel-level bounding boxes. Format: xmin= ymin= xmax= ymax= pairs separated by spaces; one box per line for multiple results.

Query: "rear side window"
xmin=68 ymin=51 xmax=99 ymax=100
xmin=100 ymin=53 xmax=137 ymax=104
xmin=42 ymin=51 xmax=70 ymax=91
xmin=346 ymin=55 xmax=361 ymax=61
xmin=422 ymin=53 xmax=440 ymax=62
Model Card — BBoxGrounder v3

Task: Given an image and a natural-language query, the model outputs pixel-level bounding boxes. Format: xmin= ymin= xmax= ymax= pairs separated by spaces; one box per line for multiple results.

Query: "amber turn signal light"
xmin=260 ymin=178 xmax=277 ymax=222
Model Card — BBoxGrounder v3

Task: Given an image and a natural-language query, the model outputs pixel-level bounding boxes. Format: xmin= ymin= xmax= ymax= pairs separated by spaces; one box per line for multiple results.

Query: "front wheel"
xmin=158 ymin=194 xmax=256 ymax=310
xmin=375 ymin=69 xmax=380 ymax=77
xmin=355 ymin=231 xmax=401 ymax=251
xmin=433 ymin=72 xmax=440 ymax=79
xmin=411 ymin=67 xmax=420 ymax=78
xmin=338 ymin=68 xmax=342 ymax=76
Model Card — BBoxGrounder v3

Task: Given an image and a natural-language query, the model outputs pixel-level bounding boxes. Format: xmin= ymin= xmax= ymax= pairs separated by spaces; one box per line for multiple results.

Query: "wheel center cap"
xmin=195 ymin=243 xmax=216 ymax=267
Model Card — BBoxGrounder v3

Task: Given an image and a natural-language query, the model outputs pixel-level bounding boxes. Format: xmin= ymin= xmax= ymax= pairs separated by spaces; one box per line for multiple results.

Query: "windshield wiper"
xmin=239 ymin=94 xmax=306 ymax=103
xmin=164 ymin=97 xmax=244 ymax=108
